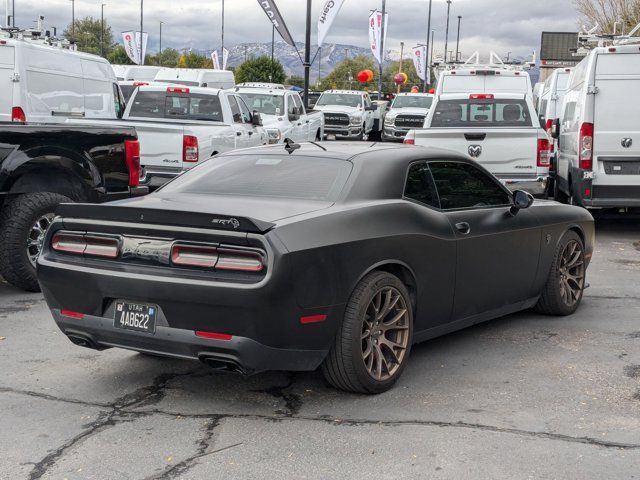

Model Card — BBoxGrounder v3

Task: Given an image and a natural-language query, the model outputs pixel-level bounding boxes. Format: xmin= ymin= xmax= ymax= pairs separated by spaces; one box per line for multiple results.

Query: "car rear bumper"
xmin=584 ymin=185 xmax=640 ymax=208
xmin=52 ymin=309 xmax=328 ymax=374
xmin=140 ymin=166 xmax=182 ymax=189
xmin=500 ymin=176 xmax=549 ymax=197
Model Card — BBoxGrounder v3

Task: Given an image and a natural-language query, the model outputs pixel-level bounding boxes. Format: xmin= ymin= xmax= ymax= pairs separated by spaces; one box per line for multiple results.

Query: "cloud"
xmin=13 ymin=0 xmax=579 ymax=58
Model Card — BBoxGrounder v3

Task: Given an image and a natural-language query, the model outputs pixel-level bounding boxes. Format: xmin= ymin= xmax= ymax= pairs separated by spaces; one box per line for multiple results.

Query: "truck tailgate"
xmin=413 ymin=128 xmax=539 ymax=177
xmin=133 ymin=122 xmax=186 ymax=171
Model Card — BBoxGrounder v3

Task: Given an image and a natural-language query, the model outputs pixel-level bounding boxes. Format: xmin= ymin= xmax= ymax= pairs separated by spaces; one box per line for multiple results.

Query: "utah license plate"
xmin=114 ymin=301 xmax=157 ymax=334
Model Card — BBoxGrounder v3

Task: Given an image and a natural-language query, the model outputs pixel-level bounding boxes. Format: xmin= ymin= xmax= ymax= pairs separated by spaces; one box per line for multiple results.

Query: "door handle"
xmin=455 ymin=222 xmax=471 ymax=235
xmin=236 ymin=131 xmax=242 ymax=136
xmin=248 ymin=131 xmax=253 ymax=135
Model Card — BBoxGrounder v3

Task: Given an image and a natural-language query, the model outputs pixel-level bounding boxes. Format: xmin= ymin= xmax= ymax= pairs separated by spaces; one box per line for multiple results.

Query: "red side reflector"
xmin=608 ymin=47 xmax=616 ymax=53
xmin=469 ymin=94 xmax=494 ymax=100
xmin=195 ymin=331 xmax=233 ymax=341
xmin=584 ymin=187 xmax=591 ymax=197
xmin=168 ymin=86 xmax=189 ymax=94
xmin=124 ymin=139 xmax=141 ymax=187
xmin=300 ymin=314 xmax=327 ymax=324
xmin=61 ymin=310 xmax=85 ymax=319
xmin=11 ymin=106 xmax=26 ymax=123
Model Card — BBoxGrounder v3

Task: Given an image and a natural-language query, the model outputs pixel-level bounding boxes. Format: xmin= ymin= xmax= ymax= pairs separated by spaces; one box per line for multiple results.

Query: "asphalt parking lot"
xmin=1 ymin=212 xmax=639 ymax=480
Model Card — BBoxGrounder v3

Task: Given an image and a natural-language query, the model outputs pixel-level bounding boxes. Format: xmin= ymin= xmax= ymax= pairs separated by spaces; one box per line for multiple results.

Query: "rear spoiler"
xmin=55 ymin=203 xmax=275 ymax=234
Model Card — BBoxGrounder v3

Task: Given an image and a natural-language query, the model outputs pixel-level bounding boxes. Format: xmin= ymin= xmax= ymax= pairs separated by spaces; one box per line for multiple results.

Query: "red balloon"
xmin=365 ymin=69 xmax=375 ymax=82
xmin=394 ymin=72 xmax=408 ymax=85
xmin=357 ymin=70 xmax=370 ymax=83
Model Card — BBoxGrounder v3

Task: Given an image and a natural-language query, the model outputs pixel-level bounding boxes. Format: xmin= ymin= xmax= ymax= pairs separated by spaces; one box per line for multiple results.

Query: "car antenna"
xmin=308 ymin=141 xmax=327 ymax=151
xmin=284 ymin=138 xmax=301 ymax=155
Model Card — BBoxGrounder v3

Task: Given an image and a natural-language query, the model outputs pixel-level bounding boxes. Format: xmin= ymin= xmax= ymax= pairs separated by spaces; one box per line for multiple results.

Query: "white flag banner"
xmin=122 ymin=31 xmax=148 ymax=65
xmin=222 ymin=48 xmax=229 ymax=70
xmin=211 ymin=50 xmax=220 ymax=70
xmin=412 ymin=45 xmax=428 ymax=81
xmin=135 ymin=31 xmax=148 ymax=64
xmin=318 ymin=0 xmax=346 ymax=47
xmin=368 ymin=10 xmax=388 ymax=65
xmin=122 ymin=31 xmax=138 ymax=64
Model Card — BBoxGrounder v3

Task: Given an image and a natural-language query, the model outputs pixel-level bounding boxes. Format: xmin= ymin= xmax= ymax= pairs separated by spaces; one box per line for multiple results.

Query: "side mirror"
xmin=551 ymin=118 xmax=560 ymax=139
xmin=252 ymin=111 xmax=263 ymax=126
xmin=365 ymin=104 xmax=378 ymax=112
xmin=510 ymin=190 xmax=534 ymax=215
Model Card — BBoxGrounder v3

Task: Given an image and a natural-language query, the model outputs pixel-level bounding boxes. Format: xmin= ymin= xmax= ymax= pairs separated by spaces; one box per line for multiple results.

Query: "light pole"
xmin=70 ymin=0 xmax=75 ymax=40
xmin=443 ymin=0 xmax=451 ymax=63
xmin=397 ymin=41 xmax=404 ymax=94
xmin=455 ymin=15 xmax=461 ymax=62
xmin=506 ymin=51 xmax=511 ymax=63
xmin=378 ymin=0 xmax=386 ymax=99
xmin=159 ymin=21 xmax=163 ymax=66
xmin=270 ymin=24 xmax=275 ymax=78
xmin=424 ymin=0 xmax=433 ymax=92
xmin=100 ymin=4 xmax=105 ymax=57
xmin=221 ymin=0 xmax=225 ymax=59
xmin=303 ymin=0 xmax=312 ymax=109
xmin=139 ymin=0 xmax=144 ymax=65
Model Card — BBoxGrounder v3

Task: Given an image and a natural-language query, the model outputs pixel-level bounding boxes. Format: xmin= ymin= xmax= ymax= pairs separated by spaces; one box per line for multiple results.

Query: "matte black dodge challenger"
xmin=38 ymin=143 xmax=594 ymax=393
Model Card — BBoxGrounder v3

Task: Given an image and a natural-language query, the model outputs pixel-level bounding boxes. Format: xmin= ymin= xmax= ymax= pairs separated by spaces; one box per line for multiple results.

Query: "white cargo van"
xmin=154 ymin=68 xmax=235 ymax=89
xmin=436 ymin=68 xmax=533 ymax=98
xmin=553 ymin=44 xmax=640 ymax=208
xmin=0 ymin=36 xmax=124 ymax=123
xmin=537 ymin=68 xmax=572 ymax=132
xmin=111 ymin=65 xmax=162 ymax=82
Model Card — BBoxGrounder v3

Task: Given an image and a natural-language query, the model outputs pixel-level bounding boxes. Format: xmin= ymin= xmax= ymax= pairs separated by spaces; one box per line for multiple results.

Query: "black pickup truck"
xmin=0 ymin=124 xmax=146 ymax=291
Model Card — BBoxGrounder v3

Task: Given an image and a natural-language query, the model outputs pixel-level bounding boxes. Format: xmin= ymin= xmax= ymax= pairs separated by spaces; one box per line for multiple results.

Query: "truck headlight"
xmin=350 ymin=115 xmax=363 ymax=125
xmin=384 ymin=116 xmax=395 ymax=126
xmin=266 ymin=129 xmax=282 ymax=144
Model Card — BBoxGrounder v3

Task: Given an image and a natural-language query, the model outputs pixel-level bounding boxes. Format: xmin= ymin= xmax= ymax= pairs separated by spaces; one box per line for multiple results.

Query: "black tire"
xmin=0 ymin=192 xmax=72 ymax=292
xmin=535 ymin=230 xmax=586 ymax=316
xmin=315 ymin=130 xmax=322 ymax=141
xmin=322 ymin=271 xmax=414 ymax=394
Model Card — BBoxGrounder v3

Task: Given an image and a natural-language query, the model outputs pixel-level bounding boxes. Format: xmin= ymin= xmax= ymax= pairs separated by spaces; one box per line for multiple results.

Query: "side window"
xmin=237 ymin=96 xmax=253 ymax=123
xmin=287 ymin=95 xmax=297 ymax=116
xmin=364 ymin=95 xmax=372 ymax=108
xmin=228 ymin=95 xmax=242 ymax=123
xmin=293 ymin=94 xmax=304 ymax=114
xmin=113 ymin=83 xmax=126 ymax=118
xmin=429 ymin=161 xmax=511 ymax=210
xmin=404 ymin=162 xmax=440 ymax=209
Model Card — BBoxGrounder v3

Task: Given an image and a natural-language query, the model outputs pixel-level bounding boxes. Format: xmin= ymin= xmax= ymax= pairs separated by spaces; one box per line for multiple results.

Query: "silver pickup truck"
xmin=404 ymin=92 xmax=551 ymax=196
xmin=69 ymin=85 xmax=268 ymax=188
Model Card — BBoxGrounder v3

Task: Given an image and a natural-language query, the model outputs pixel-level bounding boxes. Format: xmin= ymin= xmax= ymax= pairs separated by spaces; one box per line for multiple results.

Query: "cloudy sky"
xmin=13 ymin=0 xmax=580 ymax=58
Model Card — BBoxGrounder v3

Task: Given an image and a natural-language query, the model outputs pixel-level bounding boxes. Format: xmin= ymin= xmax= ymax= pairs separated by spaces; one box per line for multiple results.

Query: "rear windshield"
xmin=162 ymin=155 xmax=352 ymax=201
xmin=430 ymin=99 xmax=532 ymax=128
xmin=154 ymin=80 xmax=200 ymax=86
xmin=129 ymin=91 xmax=223 ymax=121
xmin=392 ymin=96 xmax=433 ymax=109
xmin=120 ymin=85 xmax=136 ymax=103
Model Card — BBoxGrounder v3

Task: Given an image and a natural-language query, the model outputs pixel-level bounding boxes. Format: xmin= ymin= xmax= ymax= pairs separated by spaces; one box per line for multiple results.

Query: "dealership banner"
xmin=257 ymin=0 xmax=296 ymax=47
xmin=122 ymin=31 xmax=148 ymax=65
xmin=412 ymin=45 xmax=427 ymax=81
xmin=222 ymin=48 xmax=229 ymax=70
xmin=318 ymin=0 xmax=346 ymax=47
xmin=211 ymin=50 xmax=220 ymax=70
xmin=368 ymin=10 xmax=388 ymax=65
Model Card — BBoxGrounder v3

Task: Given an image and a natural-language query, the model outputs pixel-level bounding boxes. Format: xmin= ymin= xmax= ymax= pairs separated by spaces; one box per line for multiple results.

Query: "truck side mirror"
xmin=551 ymin=118 xmax=560 ymax=139
xmin=252 ymin=112 xmax=263 ymax=126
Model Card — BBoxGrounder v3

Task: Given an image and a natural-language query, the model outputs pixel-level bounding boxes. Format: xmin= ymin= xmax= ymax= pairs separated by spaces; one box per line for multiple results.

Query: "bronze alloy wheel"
xmin=558 ymin=239 xmax=585 ymax=308
xmin=361 ymin=286 xmax=411 ymax=381
xmin=27 ymin=213 xmax=55 ymax=268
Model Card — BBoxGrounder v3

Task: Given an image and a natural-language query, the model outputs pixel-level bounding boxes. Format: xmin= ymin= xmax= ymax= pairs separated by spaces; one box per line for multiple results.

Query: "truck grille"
xmin=324 ymin=113 xmax=350 ymax=127
xmin=395 ymin=115 xmax=425 ymax=129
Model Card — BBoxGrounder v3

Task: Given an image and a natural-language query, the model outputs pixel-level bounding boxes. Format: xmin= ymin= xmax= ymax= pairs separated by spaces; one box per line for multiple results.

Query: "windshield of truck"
xmin=129 ymin=91 xmax=224 ymax=121
xmin=430 ymin=99 xmax=533 ymax=128
xmin=237 ymin=93 xmax=285 ymax=115
xmin=316 ymin=93 xmax=362 ymax=108
xmin=391 ymin=96 xmax=433 ymax=109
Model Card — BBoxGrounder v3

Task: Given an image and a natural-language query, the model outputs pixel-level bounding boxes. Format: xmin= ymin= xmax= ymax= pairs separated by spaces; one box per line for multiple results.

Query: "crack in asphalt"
xmin=251 ymin=372 xmax=302 ymax=417
xmin=19 ymin=370 xmax=201 ymax=480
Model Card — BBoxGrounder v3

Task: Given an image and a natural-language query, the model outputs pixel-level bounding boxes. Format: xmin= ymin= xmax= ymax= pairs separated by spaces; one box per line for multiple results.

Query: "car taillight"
xmin=537 ymin=138 xmax=551 ymax=167
xmin=403 ymin=138 xmax=415 ymax=145
xmin=133 ymin=81 xmax=149 ymax=86
xmin=11 ymin=106 xmax=26 ymax=123
xmin=183 ymin=135 xmax=199 ymax=163
xmin=469 ymin=94 xmax=494 ymax=100
xmin=170 ymin=244 xmax=265 ymax=272
xmin=545 ymin=118 xmax=553 ymax=135
xmin=124 ymin=139 xmax=141 ymax=187
xmin=52 ymin=233 xmax=120 ymax=258
xmin=579 ymin=122 xmax=594 ymax=170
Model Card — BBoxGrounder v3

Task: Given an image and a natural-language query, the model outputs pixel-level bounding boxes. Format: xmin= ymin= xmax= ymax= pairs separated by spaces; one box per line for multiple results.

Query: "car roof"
xmin=439 ymin=92 xmax=526 ymax=100
xmin=233 ymin=87 xmax=288 ymax=96
xmin=322 ymin=90 xmax=367 ymax=95
xmin=137 ymin=85 xmax=223 ymax=95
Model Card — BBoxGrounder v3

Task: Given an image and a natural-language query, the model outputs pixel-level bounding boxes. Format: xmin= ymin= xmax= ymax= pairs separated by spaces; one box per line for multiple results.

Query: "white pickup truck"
xmin=234 ymin=86 xmax=324 ymax=144
xmin=314 ymin=90 xmax=380 ymax=140
xmin=70 ymin=85 xmax=268 ymax=188
xmin=404 ymin=92 xmax=551 ymax=196
xmin=382 ymin=93 xmax=434 ymax=141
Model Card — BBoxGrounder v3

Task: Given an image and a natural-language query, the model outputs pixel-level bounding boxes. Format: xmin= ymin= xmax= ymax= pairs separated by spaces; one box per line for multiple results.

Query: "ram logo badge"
xmin=622 ymin=138 xmax=633 ymax=149
xmin=468 ymin=145 xmax=482 ymax=158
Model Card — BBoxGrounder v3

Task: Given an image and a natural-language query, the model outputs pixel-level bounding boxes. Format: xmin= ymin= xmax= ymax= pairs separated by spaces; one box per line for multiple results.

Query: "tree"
xmin=64 ymin=16 xmax=114 ymax=57
xmin=235 ymin=56 xmax=286 ymax=84
xmin=573 ymin=0 xmax=640 ymax=34
xmin=383 ymin=60 xmax=422 ymax=93
xmin=318 ymin=55 xmax=377 ymax=91
xmin=107 ymin=45 xmax=133 ymax=65
xmin=287 ymin=75 xmax=305 ymax=88
xmin=177 ymin=52 xmax=213 ymax=69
